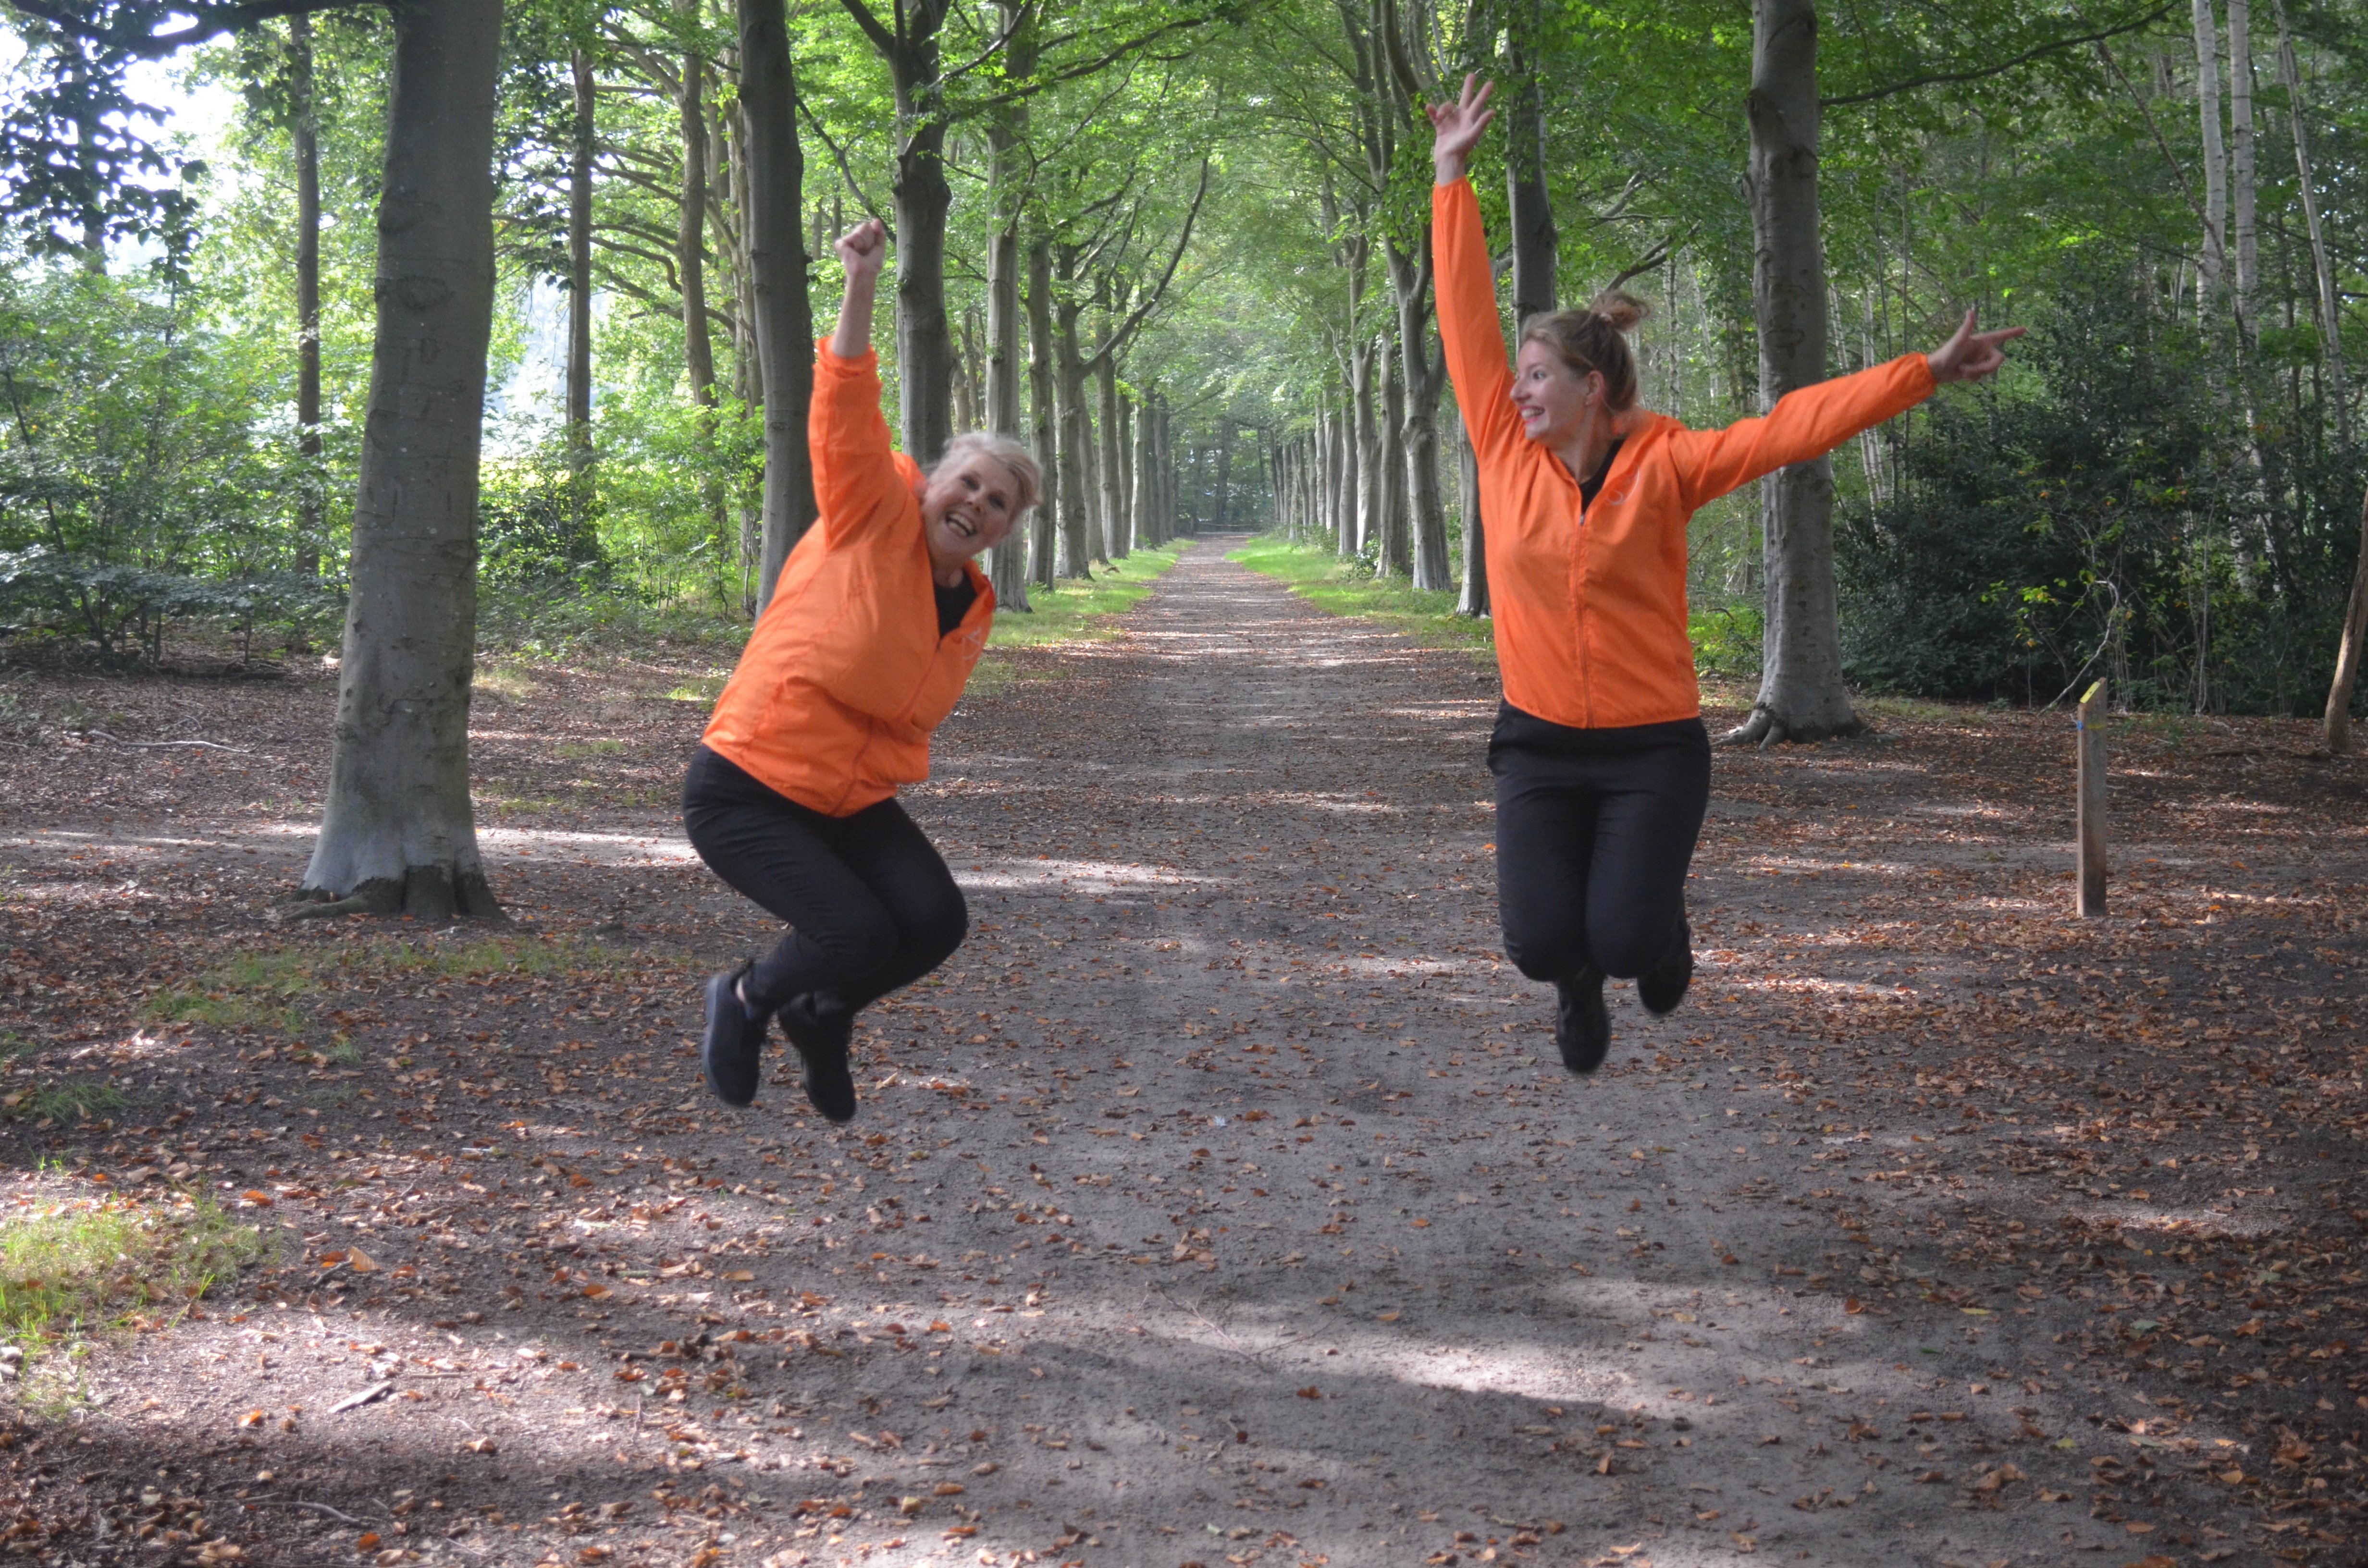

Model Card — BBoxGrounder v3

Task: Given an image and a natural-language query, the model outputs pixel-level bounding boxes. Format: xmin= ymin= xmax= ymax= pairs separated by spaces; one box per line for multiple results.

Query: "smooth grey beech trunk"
xmin=2191 ymin=0 xmax=2229 ymax=295
xmin=1097 ymin=352 xmax=1126 ymax=559
xmin=1349 ymin=337 xmax=1378 ymax=555
xmin=566 ymin=47 xmax=595 ymax=483
xmin=1327 ymin=403 xmax=1349 ymax=552
xmin=291 ymin=14 xmax=322 ymax=580
xmin=1456 ymin=411 xmax=1488 ymax=617
xmin=737 ymin=0 xmax=816 ymax=612
xmin=1052 ymin=253 xmax=1095 ymax=577
xmin=981 ymin=4 xmax=1034 ymax=609
xmin=1727 ymin=0 xmax=1862 ymax=746
xmin=1375 ymin=348 xmax=1409 ymax=577
xmin=1388 ymin=235 xmax=1452 ymax=592
xmin=1129 ymin=392 xmax=1152 ymax=554
xmin=1026 ymin=234 xmax=1061 ymax=590
xmin=296 ymin=0 xmax=504 ymax=921
xmin=1212 ymin=420 xmax=1234 ymax=531
xmin=674 ymin=27 xmax=731 ymax=608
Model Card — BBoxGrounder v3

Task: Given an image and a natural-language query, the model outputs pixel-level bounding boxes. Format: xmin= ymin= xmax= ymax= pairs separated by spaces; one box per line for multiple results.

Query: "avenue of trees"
xmin=0 ymin=0 xmax=2362 ymax=915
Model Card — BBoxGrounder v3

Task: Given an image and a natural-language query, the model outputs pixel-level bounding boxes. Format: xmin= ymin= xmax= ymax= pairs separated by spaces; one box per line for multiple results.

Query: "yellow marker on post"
xmin=2076 ymin=680 xmax=2107 ymax=917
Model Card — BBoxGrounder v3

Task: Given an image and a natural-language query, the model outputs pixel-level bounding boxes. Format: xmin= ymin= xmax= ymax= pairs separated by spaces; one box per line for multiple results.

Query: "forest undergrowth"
xmin=0 ymin=541 xmax=2362 ymax=1567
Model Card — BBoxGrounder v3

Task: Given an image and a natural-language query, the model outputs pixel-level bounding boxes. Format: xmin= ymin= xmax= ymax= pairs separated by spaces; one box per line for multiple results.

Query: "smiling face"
xmin=1510 ymin=339 xmax=1604 ymax=447
xmin=920 ymin=449 xmax=1022 ymax=573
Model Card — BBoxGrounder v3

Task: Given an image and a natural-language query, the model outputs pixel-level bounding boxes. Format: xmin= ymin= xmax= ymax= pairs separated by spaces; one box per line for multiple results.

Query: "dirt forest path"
xmin=3 ymin=536 xmax=2366 ymax=1568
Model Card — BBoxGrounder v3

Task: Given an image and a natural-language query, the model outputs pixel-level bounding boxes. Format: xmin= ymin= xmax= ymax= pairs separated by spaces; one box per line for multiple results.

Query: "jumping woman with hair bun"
xmin=1429 ymin=77 xmax=2019 ymax=1074
xmin=684 ymin=217 xmax=1041 ymax=1124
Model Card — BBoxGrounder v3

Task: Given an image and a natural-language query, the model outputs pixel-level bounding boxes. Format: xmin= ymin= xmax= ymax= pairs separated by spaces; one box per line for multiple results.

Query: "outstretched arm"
xmin=828 ymin=218 xmax=888 ymax=362
xmin=1427 ymin=76 xmax=1524 ymax=463
xmin=1669 ymin=309 xmax=2026 ymax=509
xmin=813 ymin=219 xmax=905 ymax=546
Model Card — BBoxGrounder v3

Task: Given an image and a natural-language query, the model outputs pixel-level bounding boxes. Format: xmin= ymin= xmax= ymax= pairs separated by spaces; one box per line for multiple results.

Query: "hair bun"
xmin=1588 ymin=289 xmax=1649 ymax=334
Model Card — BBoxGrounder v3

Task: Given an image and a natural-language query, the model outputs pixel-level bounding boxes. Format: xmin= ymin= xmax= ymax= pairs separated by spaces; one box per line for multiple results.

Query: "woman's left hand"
xmin=1926 ymin=309 xmax=2025 ymax=385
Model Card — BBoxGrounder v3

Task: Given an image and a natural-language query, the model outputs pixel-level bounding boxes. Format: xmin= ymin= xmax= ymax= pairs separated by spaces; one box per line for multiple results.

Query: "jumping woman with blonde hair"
xmin=685 ymin=218 xmax=1041 ymax=1123
xmin=1430 ymin=76 xmax=2020 ymax=1073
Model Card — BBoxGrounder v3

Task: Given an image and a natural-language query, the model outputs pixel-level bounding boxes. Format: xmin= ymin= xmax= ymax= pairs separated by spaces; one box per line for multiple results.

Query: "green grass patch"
xmin=0 ymin=1080 xmax=125 ymax=1122
xmin=555 ymin=738 xmax=626 ymax=760
xmin=0 ymin=1190 xmax=270 ymax=1344
xmin=1226 ymin=536 xmax=1498 ymax=658
xmin=143 ymin=933 xmax=637 ymax=1042
xmin=987 ymin=542 xmax=1187 ymax=649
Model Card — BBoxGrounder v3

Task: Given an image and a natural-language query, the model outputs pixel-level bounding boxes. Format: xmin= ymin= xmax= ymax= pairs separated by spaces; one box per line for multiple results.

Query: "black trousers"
xmin=1488 ymin=704 xmax=1710 ymax=982
xmin=681 ymin=745 xmax=968 ymax=1015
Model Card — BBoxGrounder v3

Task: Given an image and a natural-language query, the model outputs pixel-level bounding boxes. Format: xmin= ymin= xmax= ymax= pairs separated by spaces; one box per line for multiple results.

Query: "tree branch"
xmin=797 ymin=98 xmax=896 ymax=238
xmin=1085 ymin=157 xmax=1212 ymax=368
xmin=1820 ymin=2 xmax=2175 ymax=108
xmin=836 ymin=0 xmax=899 ymax=57
xmin=3 ymin=0 xmax=363 ymax=59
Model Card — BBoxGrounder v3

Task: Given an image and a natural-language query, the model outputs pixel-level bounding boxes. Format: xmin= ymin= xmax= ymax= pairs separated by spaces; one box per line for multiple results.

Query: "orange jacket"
xmin=1434 ymin=177 xmax=1935 ymax=730
xmin=701 ymin=341 xmax=994 ymax=816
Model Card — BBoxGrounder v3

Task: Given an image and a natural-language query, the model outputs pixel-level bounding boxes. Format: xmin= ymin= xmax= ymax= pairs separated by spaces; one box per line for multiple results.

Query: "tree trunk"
xmin=296 ymin=0 xmax=504 ymax=921
xmin=1096 ymin=352 xmax=1126 ymax=559
xmin=1130 ymin=389 xmax=1153 ymax=554
xmin=983 ymin=31 xmax=1031 ymax=611
xmin=675 ymin=17 xmax=729 ymax=612
xmin=1504 ymin=26 xmax=1557 ymax=324
xmin=885 ymin=17 xmax=955 ymax=465
xmin=1327 ymin=402 xmax=1349 ymax=551
xmin=1727 ymin=0 xmax=1861 ymax=746
xmin=1389 ymin=234 xmax=1453 ymax=592
xmin=1025 ymin=231 xmax=1060 ymax=590
xmin=566 ymin=45 xmax=596 ymax=502
xmin=735 ymin=0 xmax=816 ymax=612
xmin=1053 ymin=253 xmax=1095 ymax=577
xmin=2271 ymin=0 xmax=2348 ymax=451
xmin=2227 ymin=0 xmax=2257 ymax=334
xmin=2192 ymin=0 xmax=2229 ymax=297
xmin=1212 ymin=419 xmax=1234 ymax=531
xmin=291 ymin=13 xmax=322 ymax=581
xmin=1349 ymin=336 xmax=1378 ymax=555
xmin=2327 ymin=488 xmax=2368 ymax=754
xmin=1457 ymin=408 xmax=1488 ymax=616
xmin=1376 ymin=348 xmax=1409 ymax=577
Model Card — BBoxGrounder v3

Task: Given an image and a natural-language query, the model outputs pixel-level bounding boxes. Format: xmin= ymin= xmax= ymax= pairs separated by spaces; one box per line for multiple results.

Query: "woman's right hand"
xmin=835 ymin=218 xmax=888 ymax=283
xmin=1429 ymin=74 xmax=1495 ymax=186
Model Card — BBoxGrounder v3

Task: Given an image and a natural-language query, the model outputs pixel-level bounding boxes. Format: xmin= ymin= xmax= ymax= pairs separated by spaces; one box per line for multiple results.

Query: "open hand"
xmin=1926 ymin=308 xmax=2025 ymax=385
xmin=1429 ymin=74 xmax=1495 ymax=185
xmin=835 ymin=218 xmax=888 ymax=281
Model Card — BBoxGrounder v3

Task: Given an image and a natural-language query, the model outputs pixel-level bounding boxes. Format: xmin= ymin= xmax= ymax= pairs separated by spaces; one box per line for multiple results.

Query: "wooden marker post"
xmin=2077 ymin=679 xmax=2108 ymax=917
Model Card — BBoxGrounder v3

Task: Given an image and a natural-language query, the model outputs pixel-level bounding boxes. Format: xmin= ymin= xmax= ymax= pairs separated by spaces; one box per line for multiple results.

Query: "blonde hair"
xmin=1517 ymin=289 xmax=1651 ymax=412
xmin=934 ymin=431 xmax=1043 ymax=520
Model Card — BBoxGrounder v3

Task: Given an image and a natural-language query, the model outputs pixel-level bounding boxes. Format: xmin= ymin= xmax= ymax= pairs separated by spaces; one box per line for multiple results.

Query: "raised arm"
xmin=1667 ymin=311 xmax=2024 ymax=509
xmin=1428 ymin=76 xmax=1523 ymax=464
xmin=810 ymin=219 xmax=909 ymax=543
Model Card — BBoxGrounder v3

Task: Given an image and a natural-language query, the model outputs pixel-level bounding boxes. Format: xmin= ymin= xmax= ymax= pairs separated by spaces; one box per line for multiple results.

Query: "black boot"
xmin=779 ymin=992 xmax=857 ymax=1123
xmin=700 ymin=962 xmax=767 ymax=1108
xmin=1554 ymin=966 xmax=1611 ymax=1076
xmin=1638 ymin=918 xmax=1694 ymax=1017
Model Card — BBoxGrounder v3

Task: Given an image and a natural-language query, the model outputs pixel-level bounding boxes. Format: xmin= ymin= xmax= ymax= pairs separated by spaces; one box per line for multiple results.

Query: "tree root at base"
xmin=1717 ymin=703 xmax=1868 ymax=749
xmin=274 ymin=865 xmax=502 ymax=922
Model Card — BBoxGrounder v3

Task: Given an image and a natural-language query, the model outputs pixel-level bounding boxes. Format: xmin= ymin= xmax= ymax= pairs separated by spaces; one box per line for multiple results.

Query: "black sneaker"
xmin=779 ymin=992 xmax=857 ymax=1123
xmin=1554 ymin=966 xmax=1611 ymax=1075
xmin=701 ymin=962 xmax=766 ymax=1108
xmin=1638 ymin=919 xmax=1694 ymax=1016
